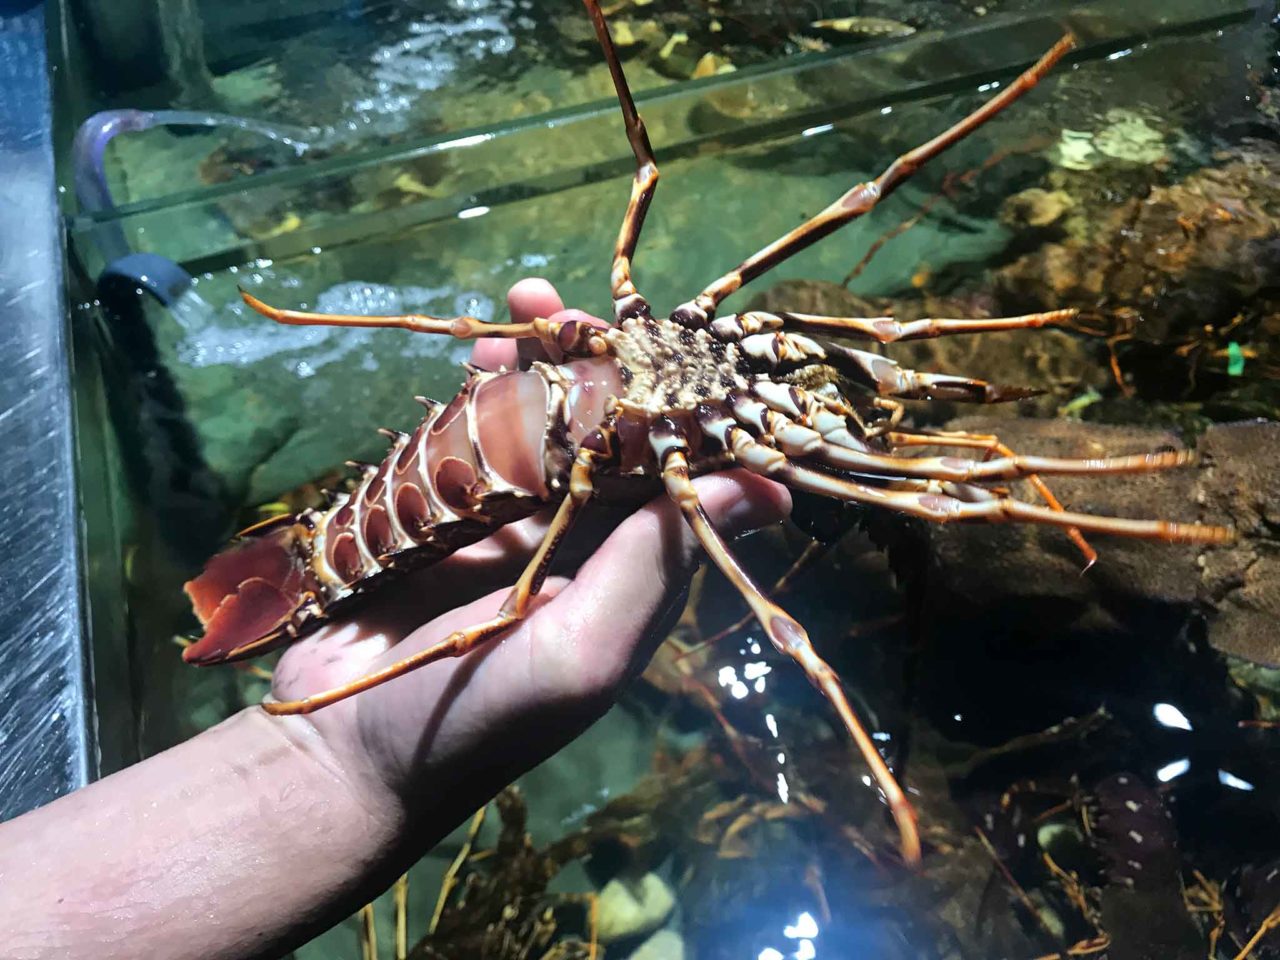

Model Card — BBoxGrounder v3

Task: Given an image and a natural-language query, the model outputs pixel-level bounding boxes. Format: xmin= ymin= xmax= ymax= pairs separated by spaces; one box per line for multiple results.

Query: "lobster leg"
xmin=262 ymin=442 xmax=604 ymax=716
xmin=821 ymin=340 xmax=1043 ymax=403
xmin=583 ymin=0 xmax=660 ymax=322
xmin=717 ymin=308 xmax=1077 ymax=344
xmin=239 ymin=291 xmax=609 ymax=357
xmin=651 ymin=415 xmax=923 ymax=865
xmin=673 ymin=34 xmax=1075 ymax=322
xmin=748 ymin=385 xmax=1096 ymax=562
xmin=887 ymin=426 xmax=1119 ymax=494
xmin=677 ymin=540 xmax=833 ymax=661
xmin=884 ymin=425 xmax=1098 ymax=563
xmin=746 ymin=404 xmax=1197 ymax=483
xmin=888 ymin=428 xmax=1127 ymax=564
xmin=744 ymin=405 xmax=1224 ymax=565
xmin=730 ymin=331 xmax=1042 ymax=404
xmin=724 ymin=424 xmax=1233 ymax=545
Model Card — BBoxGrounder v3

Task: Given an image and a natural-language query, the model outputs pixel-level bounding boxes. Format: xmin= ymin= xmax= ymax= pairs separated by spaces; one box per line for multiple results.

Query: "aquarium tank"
xmin=6 ymin=0 xmax=1278 ymax=956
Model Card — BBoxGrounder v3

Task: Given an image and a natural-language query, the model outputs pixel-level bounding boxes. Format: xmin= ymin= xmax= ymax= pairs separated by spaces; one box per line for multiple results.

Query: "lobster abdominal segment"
xmin=182 ymin=357 xmax=624 ymax=664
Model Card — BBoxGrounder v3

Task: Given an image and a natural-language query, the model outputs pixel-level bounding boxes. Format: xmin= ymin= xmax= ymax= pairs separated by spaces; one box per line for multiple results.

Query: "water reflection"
xmin=758 ymin=910 xmax=822 ymax=960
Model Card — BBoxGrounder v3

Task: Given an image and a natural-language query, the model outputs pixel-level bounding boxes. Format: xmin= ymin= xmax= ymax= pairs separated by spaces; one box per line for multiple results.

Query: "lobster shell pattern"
xmin=183 ymin=358 xmax=622 ymax=664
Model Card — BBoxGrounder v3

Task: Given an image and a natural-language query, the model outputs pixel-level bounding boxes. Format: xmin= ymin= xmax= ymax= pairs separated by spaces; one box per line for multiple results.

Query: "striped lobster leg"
xmin=583 ymin=0 xmax=661 ymax=322
xmin=650 ymin=415 xmax=924 ymax=865
xmin=710 ymin=415 xmax=1234 ymax=545
xmin=672 ymin=34 xmax=1077 ymax=325
xmin=730 ymin=332 xmax=1099 ymax=561
xmin=238 ymin=290 xmax=610 ymax=358
xmin=715 ymin=308 xmax=1079 ymax=344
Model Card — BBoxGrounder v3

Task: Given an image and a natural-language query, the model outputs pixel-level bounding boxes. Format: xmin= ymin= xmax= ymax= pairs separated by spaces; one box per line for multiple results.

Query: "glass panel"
xmin=54 ymin=0 xmax=1053 ymax=209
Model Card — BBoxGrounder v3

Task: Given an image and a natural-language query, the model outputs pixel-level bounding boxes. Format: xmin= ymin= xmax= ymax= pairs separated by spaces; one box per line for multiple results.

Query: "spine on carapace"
xmin=183 ymin=357 xmax=624 ymax=664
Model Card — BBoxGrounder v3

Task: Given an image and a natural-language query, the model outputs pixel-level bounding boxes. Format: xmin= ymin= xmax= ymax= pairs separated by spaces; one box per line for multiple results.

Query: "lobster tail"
xmin=183 ymin=516 xmax=313 ymax=664
xmin=182 ymin=359 xmax=625 ymax=665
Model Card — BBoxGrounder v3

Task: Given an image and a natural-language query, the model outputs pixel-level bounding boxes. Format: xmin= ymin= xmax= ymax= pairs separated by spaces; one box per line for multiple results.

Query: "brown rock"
xmin=1194 ymin=420 xmax=1280 ymax=665
xmin=917 ymin=417 xmax=1279 ymax=663
xmin=922 ymin=418 xmax=1202 ymax=629
xmin=993 ymin=142 xmax=1280 ymax=387
xmin=1000 ymin=187 xmax=1073 ymax=229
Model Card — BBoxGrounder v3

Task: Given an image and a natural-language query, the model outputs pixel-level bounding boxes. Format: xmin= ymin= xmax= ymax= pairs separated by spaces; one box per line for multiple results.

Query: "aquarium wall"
xmin=0 ymin=1 xmax=93 ymax=825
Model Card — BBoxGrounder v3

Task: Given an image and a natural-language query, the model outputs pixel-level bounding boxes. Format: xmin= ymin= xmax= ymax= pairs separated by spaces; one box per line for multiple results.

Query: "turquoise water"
xmin=61 ymin=2 xmax=1280 ymax=957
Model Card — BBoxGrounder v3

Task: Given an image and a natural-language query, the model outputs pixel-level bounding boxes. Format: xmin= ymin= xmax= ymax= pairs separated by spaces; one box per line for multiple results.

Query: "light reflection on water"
xmin=759 ymin=909 xmax=822 ymax=960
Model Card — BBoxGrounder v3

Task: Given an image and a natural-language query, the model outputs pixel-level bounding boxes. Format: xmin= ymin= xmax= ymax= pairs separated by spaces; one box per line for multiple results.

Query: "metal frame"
xmin=0 ymin=0 xmax=93 ymax=821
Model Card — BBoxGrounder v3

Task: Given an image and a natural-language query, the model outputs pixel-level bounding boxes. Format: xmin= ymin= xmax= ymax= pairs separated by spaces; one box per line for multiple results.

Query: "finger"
xmin=468 ymin=278 xmax=565 ymax=371
xmin=384 ymin=471 xmax=788 ymax=697
xmin=512 ymin=277 xmax=566 ymax=369
xmin=536 ymin=470 xmax=790 ymax=698
xmin=357 ymin=471 xmax=789 ymax=799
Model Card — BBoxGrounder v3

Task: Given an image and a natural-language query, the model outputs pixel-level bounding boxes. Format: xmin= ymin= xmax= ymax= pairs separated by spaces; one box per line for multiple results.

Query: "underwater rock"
xmin=209 ymin=61 xmax=283 ymax=112
xmin=1052 ymin=110 xmax=1171 ymax=172
xmin=1193 ymin=420 xmax=1280 ymax=666
xmin=1000 ymin=187 xmax=1073 ymax=230
xmin=1055 ymin=128 xmax=1101 ymax=172
xmin=994 ymin=140 xmax=1280 ymax=399
xmin=626 ymin=928 xmax=685 ymax=960
xmin=998 ymin=143 xmax=1280 ymax=317
xmin=914 ymin=417 xmax=1280 ymax=665
xmin=596 ymin=872 xmax=676 ymax=943
xmin=652 ymin=30 xmax=703 ymax=80
xmin=691 ymin=51 xmax=735 ymax=80
xmin=1092 ymin=110 xmax=1170 ymax=166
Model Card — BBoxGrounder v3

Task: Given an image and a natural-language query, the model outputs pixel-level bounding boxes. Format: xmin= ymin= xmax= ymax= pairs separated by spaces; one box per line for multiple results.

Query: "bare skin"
xmin=0 ymin=279 xmax=790 ymax=960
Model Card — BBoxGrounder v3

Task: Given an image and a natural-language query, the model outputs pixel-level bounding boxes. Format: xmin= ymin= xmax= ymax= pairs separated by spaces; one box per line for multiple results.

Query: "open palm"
xmin=268 ymin=278 xmax=789 ymax=827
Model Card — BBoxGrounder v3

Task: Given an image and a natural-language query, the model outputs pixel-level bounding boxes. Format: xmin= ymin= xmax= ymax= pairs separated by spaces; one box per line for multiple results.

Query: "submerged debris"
xmin=809 ymin=16 xmax=916 ymax=40
xmin=1089 ymin=773 xmax=1204 ymax=960
xmin=408 ymin=787 xmax=596 ymax=960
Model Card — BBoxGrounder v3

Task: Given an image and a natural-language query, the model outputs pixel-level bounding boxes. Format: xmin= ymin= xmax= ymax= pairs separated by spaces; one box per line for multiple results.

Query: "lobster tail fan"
xmin=182 ymin=517 xmax=310 ymax=664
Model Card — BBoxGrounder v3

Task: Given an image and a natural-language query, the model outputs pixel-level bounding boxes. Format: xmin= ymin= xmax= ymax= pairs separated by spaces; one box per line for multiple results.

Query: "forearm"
xmin=0 ymin=708 xmax=405 ymax=960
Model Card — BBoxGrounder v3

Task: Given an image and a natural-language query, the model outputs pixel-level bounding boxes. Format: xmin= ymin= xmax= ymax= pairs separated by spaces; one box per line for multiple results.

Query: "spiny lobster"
xmin=183 ymin=1 xmax=1233 ymax=865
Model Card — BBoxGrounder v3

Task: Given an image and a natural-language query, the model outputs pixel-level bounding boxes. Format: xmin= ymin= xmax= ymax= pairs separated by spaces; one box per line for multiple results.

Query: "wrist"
xmin=245 ymin=705 xmax=408 ymax=845
xmin=0 ymin=706 xmax=411 ymax=960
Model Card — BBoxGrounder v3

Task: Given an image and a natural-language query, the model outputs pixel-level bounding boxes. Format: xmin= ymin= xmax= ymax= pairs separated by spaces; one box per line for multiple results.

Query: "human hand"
xmin=0 ymin=279 xmax=787 ymax=960
xmin=268 ymin=278 xmax=791 ymax=839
